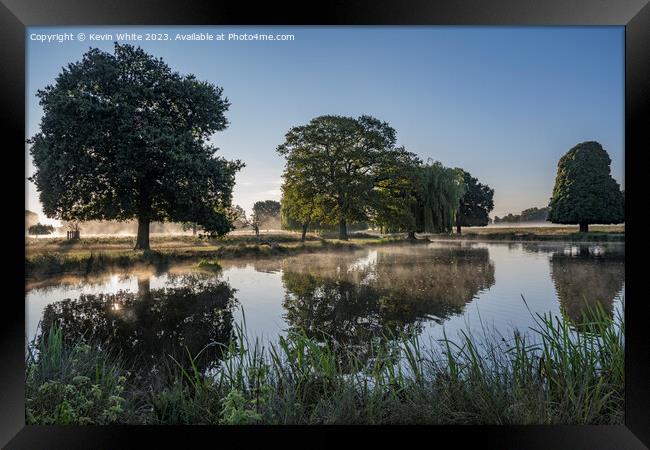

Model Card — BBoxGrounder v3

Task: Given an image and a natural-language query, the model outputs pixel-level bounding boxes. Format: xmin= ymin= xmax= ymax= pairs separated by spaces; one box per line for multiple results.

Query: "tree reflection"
xmin=549 ymin=245 xmax=624 ymax=330
xmin=281 ymin=244 xmax=495 ymax=368
xmin=38 ymin=273 xmax=238 ymax=376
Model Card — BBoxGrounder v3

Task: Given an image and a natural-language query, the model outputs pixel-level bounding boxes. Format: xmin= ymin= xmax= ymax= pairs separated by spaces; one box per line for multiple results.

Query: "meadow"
xmin=25 ymin=225 xmax=624 ymax=278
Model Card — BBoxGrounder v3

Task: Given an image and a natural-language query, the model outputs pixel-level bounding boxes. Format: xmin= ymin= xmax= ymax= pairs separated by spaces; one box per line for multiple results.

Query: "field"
xmin=25 ymin=225 xmax=624 ymax=278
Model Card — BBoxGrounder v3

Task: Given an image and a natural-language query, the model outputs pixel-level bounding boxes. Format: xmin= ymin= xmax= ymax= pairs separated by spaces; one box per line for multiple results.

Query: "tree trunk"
xmin=339 ymin=219 xmax=348 ymax=240
xmin=456 ymin=223 xmax=462 ymax=234
xmin=192 ymin=224 xmax=197 ymax=236
xmin=134 ymin=215 xmax=150 ymax=250
xmin=407 ymin=230 xmax=417 ymax=240
xmin=301 ymin=223 xmax=308 ymax=242
xmin=579 ymin=222 xmax=589 ymax=233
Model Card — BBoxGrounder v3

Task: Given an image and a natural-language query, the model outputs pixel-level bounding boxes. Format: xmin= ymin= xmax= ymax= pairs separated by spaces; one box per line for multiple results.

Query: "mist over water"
xmin=26 ymin=241 xmax=625 ymax=367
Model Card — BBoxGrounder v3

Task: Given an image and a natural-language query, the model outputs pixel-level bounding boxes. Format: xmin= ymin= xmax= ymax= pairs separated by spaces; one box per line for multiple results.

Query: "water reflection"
xmin=38 ymin=273 xmax=237 ymax=375
xmin=280 ymin=245 xmax=495 ymax=366
xmin=549 ymin=244 xmax=624 ymax=329
xmin=28 ymin=242 xmax=625 ymax=373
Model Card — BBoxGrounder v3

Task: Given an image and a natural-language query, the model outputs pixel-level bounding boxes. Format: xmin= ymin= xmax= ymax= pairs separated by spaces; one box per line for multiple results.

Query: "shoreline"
xmin=25 ymin=228 xmax=624 ymax=279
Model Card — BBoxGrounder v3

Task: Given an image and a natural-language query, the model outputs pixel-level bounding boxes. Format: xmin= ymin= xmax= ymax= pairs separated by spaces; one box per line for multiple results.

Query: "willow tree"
xmin=412 ymin=161 xmax=465 ymax=234
xmin=277 ymin=115 xmax=419 ymax=240
xmin=28 ymin=43 xmax=243 ymax=250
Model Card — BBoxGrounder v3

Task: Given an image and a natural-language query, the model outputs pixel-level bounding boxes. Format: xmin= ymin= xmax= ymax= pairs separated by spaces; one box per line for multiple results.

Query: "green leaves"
xmin=277 ymin=115 xmax=421 ymax=237
xmin=29 ymin=43 xmax=243 ymax=242
xmin=456 ymin=170 xmax=495 ymax=229
xmin=548 ymin=141 xmax=624 ymax=227
xmin=412 ymin=161 xmax=465 ymax=233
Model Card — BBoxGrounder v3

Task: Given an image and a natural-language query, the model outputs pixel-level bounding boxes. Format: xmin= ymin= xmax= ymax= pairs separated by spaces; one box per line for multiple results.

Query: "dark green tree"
xmin=455 ymin=170 xmax=494 ymax=234
xmin=28 ymin=43 xmax=243 ymax=250
xmin=277 ymin=115 xmax=420 ymax=240
xmin=548 ymin=141 xmax=624 ymax=232
xmin=28 ymin=223 xmax=54 ymax=235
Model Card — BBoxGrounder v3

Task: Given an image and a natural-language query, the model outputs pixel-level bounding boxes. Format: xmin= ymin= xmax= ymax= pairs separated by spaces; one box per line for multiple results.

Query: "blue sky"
xmin=26 ymin=26 xmax=624 ymax=224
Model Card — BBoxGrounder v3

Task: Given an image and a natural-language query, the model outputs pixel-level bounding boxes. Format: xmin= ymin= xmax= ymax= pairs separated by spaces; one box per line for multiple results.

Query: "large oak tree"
xmin=28 ymin=43 xmax=243 ymax=249
xmin=277 ymin=115 xmax=419 ymax=240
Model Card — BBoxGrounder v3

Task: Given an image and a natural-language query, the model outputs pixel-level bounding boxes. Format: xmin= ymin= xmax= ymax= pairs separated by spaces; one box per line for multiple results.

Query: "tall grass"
xmin=26 ymin=302 xmax=624 ymax=425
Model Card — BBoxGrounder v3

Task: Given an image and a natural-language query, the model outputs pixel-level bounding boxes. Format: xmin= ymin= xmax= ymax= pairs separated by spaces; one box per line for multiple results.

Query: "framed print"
xmin=1 ymin=0 xmax=648 ymax=447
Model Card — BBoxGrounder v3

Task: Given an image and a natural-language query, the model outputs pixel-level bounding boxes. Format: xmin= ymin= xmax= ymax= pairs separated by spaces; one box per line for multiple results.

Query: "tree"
xmin=228 ymin=205 xmax=247 ymax=229
xmin=277 ymin=115 xmax=419 ymax=240
xmin=28 ymin=43 xmax=243 ymax=250
xmin=412 ymin=161 xmax=465 ymax=234
xmin=548 ymin=141 xmax=624 ymax=232
xmin=28 ymin=223 xmax=54 ymax=235
xmin=455 ymin=170 xmax=494 ymax=234
xmin=281 ymin=179 xmax=323 ymax=242
xmin=250 ymin=200 xmax=281 ymax=236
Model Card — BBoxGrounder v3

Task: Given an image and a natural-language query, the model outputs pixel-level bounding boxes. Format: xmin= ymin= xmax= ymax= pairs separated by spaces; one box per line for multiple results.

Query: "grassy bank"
xmin=431 ymin=225 xmax=624 ymax=242
xmin=26 ymin=304 xmax=623 ymax=425
xmin=25 ymin=234 xmax=399 ymax=278
xmin=26 ymin=226 xmax=623 ymax=277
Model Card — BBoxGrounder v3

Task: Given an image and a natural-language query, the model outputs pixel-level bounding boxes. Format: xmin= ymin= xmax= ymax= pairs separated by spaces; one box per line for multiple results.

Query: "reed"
xmin=26 ymin=300 xmax=624 ymax=425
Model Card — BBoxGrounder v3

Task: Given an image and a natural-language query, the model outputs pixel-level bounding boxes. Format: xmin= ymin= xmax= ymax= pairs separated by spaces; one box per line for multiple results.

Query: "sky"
xmin=26 ymin=26 xmax=624 ymax=225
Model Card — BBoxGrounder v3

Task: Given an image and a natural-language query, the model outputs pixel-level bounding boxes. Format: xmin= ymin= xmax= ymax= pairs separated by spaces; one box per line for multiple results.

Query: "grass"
xmin=26 ymin=301 xmax=624 ymax=425
xmin=432 ymin=225 xmax=624 ymax=242
xmin=25 ymin=233 xmax=402 ymax=277
xmin=25 ymin=226 xmax=624 ymax=278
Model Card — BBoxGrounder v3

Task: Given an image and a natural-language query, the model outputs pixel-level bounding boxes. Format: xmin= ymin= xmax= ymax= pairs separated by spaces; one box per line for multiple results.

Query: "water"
xmin=26 ymin=241 xmax=624 ymax=371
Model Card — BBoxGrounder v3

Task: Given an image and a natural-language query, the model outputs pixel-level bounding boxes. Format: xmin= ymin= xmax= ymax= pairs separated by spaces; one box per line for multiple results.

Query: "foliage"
xmin=277 ymin=115 xmax=420 ymax=239
xmin=28 ymin=43 xmax=243 ymax=248
xmin=27 ymin=302 xmax=624 ymax=425
xmin=456 ymin=170 xmax=494 ymax=230
xmin=548 ymin=141 xmax=624 ymax=229
xmin=252 ymin=200 xmax=281 ymax=228
xmin=494 ymin=207 xmax=549 ymax=223
xmin=228 ymin=205 xmax=248 ymax=229
xmin=412 ymin=161 xmax=465 ymax=233
xmin=26 ymin=326 xmax=129 ymax=425
xmin=28 ymin=223 xmax=55 ymax=235
xmin=280 ymin=176 xmax=324 ymax=235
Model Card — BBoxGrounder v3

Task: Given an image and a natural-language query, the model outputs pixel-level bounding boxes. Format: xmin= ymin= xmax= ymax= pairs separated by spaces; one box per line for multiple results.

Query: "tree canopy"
xmin=548 ymin=141 xmax=624 ymax=232
xmin=28 ymin=43 xmax=243 ymax=249
xmin=277 ymin=115 xmax=420 ymax=240
xmin=412 ymin=161 xmax=465 ymax=234
xmin=28 ymin=223 xmax=54 ymax=235
xmin=455 ymin=170 xmax=494 ymax=233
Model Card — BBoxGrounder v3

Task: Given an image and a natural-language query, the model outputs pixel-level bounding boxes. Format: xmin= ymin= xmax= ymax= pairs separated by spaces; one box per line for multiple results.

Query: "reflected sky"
xmin=26 ymin=241 xmax=625 ymax=357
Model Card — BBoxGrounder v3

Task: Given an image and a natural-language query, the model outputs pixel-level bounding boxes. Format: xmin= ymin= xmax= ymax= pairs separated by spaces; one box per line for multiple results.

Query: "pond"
xmin=26 ymin=241 xmax=625 ymax=373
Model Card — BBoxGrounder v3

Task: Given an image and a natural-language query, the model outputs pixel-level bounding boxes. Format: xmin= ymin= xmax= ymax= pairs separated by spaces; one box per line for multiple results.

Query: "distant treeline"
xmin=493 ymin=207 xmax=549 ymax=224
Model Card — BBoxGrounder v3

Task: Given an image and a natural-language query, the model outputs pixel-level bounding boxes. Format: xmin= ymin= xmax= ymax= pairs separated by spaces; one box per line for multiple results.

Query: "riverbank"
xmin=25 ymin=226 xmax=624 ymax=278
xmin=428 ymin=224 xmax=624 ymax=242
xmin=25 ymin=233 xmax=401 ymax=278
xmin=26 ymin=304 xmax=623 ymax=425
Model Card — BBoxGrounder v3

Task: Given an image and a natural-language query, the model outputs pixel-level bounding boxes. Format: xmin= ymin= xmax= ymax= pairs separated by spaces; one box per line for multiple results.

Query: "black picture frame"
xmin=2 ymin=0 xmax=648 ymax=448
